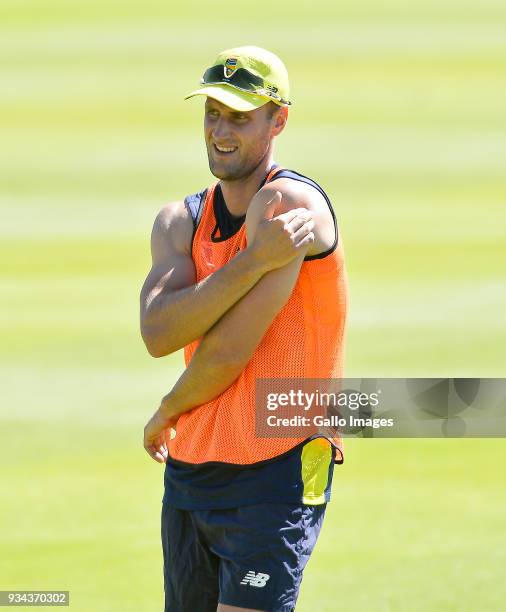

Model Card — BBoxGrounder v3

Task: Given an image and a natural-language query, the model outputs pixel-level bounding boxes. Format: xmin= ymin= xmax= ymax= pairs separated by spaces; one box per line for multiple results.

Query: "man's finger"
xmin=291 ymin=219 xmax=316 ymax=243
xmin=145 ymin=444 xmax=167 ymax=463
xmin=152 ymin=451 xmax=166 ymax=463
xmin=154 ymin=434 xmax=168 ymax=457
xmin=286 ymin=214 xmax=314 ymax=234
xmin=295 ymin=231 xmax=315 ymax=248
xmin=275 ymin=208 xmax=311 ymax=225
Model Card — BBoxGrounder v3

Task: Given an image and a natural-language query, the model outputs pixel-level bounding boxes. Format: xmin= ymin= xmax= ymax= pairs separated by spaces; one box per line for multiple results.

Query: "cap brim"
xmin=184 ymin=84 xmax=271 ymax=112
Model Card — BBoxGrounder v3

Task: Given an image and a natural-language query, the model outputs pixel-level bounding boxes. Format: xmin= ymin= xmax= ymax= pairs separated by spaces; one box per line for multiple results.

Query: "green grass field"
xmin=1 ymin=1 xmax=505 ymax=610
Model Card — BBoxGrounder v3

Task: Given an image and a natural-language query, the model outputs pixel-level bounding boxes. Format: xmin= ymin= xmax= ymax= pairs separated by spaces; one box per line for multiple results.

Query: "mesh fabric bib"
xmin=168 ymin=166 xmax=348 ymax=465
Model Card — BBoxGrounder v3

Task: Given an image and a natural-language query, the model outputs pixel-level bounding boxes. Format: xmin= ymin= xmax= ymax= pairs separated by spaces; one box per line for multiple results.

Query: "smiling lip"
xmin=213 ymin=143 xmax=238 ymax=154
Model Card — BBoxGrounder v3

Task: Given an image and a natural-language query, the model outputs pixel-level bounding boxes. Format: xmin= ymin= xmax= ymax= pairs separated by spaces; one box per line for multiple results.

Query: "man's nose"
xmin=212 ymin=118 xmax=231 ymax=141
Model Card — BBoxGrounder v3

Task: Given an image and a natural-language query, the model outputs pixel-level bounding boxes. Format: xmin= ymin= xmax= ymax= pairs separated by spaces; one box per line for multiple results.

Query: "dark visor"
xmin=201 ymin=65 xmax=291 ymax=106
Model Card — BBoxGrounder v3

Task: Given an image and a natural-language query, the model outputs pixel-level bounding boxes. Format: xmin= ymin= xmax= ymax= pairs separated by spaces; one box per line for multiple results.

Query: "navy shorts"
xmin=161 ymin=501 xmax=327 ymax=612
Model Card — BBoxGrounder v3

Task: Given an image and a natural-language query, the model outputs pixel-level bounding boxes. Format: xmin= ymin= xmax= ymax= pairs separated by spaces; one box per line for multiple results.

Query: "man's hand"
xmin=143 ymin=404 xmax=178 ymax=464
xmin=247 ymin=191 xmax=315 ymax=271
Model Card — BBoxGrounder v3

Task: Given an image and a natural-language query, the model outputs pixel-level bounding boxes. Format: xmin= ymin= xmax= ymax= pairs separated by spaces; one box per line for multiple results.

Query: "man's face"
xmin=204 ymin=97 xmax=280 ymax=181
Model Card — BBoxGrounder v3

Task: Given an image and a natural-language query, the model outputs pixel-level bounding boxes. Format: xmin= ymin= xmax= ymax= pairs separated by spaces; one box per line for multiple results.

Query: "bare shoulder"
xmin=153 ymin=200 xmax=192 ymax=238
xmin=261 ymin=177 xmax=329 ymax=213
xmin=258 ymin=176 xmax=336 ymax=256
xmin=151 ymin=199 xmax=194 ymax=257
xmin=141 ymin=199 xmax=196 ymax=306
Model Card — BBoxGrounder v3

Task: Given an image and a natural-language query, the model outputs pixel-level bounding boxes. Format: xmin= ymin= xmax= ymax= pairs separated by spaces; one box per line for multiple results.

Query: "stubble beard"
xmin=206 ymin=140 xmax=270 ymax=182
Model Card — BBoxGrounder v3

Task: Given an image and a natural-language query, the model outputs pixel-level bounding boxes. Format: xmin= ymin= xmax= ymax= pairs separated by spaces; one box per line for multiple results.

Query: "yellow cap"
xmin=185 ymin=45 xmax=291 ymax=112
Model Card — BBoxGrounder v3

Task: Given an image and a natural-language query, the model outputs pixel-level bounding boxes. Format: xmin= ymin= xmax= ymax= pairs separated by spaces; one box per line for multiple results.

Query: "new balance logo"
xmin=240 ymin=570 xmax=270 ymax=587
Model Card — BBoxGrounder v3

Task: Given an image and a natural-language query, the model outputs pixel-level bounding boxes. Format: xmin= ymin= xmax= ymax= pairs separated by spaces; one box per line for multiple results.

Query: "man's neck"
xmin=219 ymin=156 xmax=275 ymax=217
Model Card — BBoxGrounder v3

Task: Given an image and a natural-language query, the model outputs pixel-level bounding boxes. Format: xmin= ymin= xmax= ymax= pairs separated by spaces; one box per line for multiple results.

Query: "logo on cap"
xmin=224 ymin=57 xmax=238 ymax=78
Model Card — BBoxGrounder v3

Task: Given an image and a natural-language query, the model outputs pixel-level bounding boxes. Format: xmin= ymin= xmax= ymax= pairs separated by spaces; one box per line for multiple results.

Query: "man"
xmin=140 ymin=46 xmax=347 ymax=612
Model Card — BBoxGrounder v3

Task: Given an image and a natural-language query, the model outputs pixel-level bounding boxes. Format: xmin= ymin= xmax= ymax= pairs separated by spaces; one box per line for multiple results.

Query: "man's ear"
xmin=272 ymin=106 xmax=288 ymax=137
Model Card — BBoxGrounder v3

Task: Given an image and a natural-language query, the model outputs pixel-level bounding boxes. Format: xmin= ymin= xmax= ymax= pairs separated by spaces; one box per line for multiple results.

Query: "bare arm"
xmin=143 ymin=251 xmax=306 ymax=464
xmin=140 ymin=197 xmax=282 ymax=357
xmin=142 ymin=189 xmax=318 ymax=462
xmin=161 ymin=255 xmax=308 ymax=417
xmin=159 ymin=181 xmax=332 ymax=419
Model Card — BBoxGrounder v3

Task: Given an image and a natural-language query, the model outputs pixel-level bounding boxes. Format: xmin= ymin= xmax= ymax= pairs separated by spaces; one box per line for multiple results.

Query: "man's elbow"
xmin=145 ymin=341 xmax=168 ymax=359
xmin=141 ymin=325 xmax=174 ymax=358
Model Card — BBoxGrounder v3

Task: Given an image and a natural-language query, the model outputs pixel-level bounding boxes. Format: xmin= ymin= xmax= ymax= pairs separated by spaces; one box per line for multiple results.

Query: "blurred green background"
xmin=1 ymin=0 xmax=505 ymax=610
